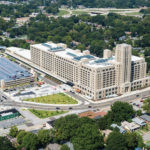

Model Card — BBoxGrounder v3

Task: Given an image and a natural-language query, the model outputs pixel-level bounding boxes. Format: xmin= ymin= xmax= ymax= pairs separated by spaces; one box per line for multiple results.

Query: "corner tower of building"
xmin=115 ymin=44 xmax=132 ymax=93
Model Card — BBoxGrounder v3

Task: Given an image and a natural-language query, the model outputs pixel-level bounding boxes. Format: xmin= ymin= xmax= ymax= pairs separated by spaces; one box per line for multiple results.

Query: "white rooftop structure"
xmin=7 ymin=47 xmax=31 ymax=60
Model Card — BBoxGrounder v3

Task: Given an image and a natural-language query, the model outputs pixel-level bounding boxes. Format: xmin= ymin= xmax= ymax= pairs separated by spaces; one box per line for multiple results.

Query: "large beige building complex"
xmin=6 ymin=42 xmax=150 ymax=101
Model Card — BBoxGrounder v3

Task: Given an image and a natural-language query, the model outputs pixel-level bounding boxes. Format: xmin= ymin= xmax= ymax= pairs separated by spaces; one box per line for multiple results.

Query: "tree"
xmin=124 ymin=132 xmax=144 ymax=149
xmin=17 ymin=130 xmax=27 ymax=144
xmin=0 ymin=136 xmax=15 ymax=150
xmin=37 ymin=129 xmax=53 ymax=146
xmin=143 ymin=98 xmax=150 ymax=114
xmin=136 ymin=110 xmax=142 ymax=116
xmin=60 ymin=144 xmax=70 ymax=150
xmin=21 ymin=132 xmax=39 ymax=150
xmin=110 ymin=101 xmax=135 ymax=122
xmin=72 ymin=123 xmax=104 ymax=150
xmin=9 ymin=126 xmax=19 ymax=138
xmin=106 ymin=131 xmax=127 ymax=150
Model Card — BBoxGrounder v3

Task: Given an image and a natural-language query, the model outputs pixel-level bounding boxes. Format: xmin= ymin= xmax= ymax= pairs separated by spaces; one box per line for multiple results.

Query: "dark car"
xmin=56 ymin=107 xmax=60 ymax=110
xmin=88 ymin=105 xmax=92 ymax=108
xmin=69 ymin=107 xmax=73 ymax=110
xmin=2 ymin=96 xmax=7 ymax=99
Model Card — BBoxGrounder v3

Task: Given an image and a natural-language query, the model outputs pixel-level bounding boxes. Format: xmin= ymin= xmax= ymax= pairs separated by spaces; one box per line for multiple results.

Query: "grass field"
xmin=125 ymin=12 xmax=143 ymax=16
xmin=29 ymin=109 xmax=68 ymax=118
xmin=109 ymin=10 xmax=128 ymax=13
xmin=24 ymin=93 xmax=78 ymax=104
xmin=57 ymin=10 xmax=69 ymax=16
xmin=72 ymin=11 xmax=88 ymax=15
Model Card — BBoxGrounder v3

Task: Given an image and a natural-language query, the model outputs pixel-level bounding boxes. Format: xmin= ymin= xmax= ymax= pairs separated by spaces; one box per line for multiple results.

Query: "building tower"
xmin=115 ymin=44 xmax=132 ymax=92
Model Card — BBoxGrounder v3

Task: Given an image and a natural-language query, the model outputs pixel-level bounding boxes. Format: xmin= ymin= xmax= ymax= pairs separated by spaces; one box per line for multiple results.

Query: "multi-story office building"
xmin=29 ymin=42 xmax=150 ymax=100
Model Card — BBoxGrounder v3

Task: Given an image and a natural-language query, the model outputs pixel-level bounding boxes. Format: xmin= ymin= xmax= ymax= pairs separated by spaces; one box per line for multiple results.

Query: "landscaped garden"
xmin=29 ymin=109 xmax=68 ymax=118
xmin=24 ymin=93 xmax=78 ymax=104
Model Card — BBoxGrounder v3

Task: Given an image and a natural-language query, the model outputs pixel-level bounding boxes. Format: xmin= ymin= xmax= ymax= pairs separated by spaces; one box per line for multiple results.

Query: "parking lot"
xmin=131 ymin=98 xmax=145 ymax=111
xmin=0 ymin=116 xmax=26 ymax=129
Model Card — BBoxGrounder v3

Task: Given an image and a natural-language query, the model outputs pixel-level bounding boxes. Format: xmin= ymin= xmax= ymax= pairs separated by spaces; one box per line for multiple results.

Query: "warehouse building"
xmin=6 ymin=42 xmax=150 ymax=101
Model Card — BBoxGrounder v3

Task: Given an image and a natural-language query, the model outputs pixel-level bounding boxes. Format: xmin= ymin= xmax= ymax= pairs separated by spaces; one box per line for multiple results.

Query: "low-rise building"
xmin=111 ymin=124 xmax=126 ymax=134
xmin=102 ymin=129 xmax=112 ymax=137
xmin=121 ymin=121 xmax=140 ymax=131
xmin=132 ymin=117 xmax=146 ymax=126
xmin=140 ymin=114 xmax=150 ymax=123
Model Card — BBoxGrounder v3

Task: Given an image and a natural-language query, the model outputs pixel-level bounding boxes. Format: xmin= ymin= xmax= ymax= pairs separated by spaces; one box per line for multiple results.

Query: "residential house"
xmin=111 ymin=124 xmax=126 ymax=134
xmin=121 ymin=121 xmax=140 ymax=132
xmin=140 ymin=114 xmax=150 ymax=123
xmin=132 ymin=117 xmax=146 ymax=127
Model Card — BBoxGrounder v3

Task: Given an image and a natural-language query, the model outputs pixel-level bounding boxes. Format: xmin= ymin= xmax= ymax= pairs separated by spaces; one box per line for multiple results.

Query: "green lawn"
xmin=24 ymin=93 xmax=78 ymax=104
xmin=109 ymin=10 xmax=128 ymax=13
xmin=72 ymin=11 xmax=88 ymax=15
xmin=29 ymin=109 xmax=68 ymax=118
xmin=125 ymin=12 xmax=143 ymax=16
xmin=57 ymin=10 xmax=69 ymax=16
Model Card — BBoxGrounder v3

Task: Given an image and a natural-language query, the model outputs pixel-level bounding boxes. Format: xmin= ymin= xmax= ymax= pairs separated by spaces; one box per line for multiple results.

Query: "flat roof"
xmin=0 ymin=57 xmax=32 ymax=82
xmin=31 ymin=43 xmax=65 ymax=52
xmin=140 ymin=114 xmax=150 ymax=122
xmin=7 ymin=47 xmax=31 ymax=60
xmin=8 ymin=42 xmax=145 ymax=69
xmin=131 ymin=55 xmax=143 ymax=62
xmin=0 ymin=108 xmax=20 ymax=116
xmin=132 ymin=117 xmax=146 ymax=126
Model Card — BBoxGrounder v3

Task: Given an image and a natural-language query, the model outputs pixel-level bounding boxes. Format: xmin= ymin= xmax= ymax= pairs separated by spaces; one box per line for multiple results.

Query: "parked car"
xmin=140 ymin=99 xmax=144 ymax=102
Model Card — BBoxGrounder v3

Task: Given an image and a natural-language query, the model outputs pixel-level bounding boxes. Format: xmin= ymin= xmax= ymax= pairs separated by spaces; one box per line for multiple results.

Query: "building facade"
xmin=29 ymin=42 xmax=150 ymax=101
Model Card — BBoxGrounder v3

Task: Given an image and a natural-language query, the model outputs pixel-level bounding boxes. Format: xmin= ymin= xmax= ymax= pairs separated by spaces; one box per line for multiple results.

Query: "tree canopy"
xmin=0 ymin=136 xmax=15 ymax=150
xmin=143 ymin=98 xmax=150 ymax=114
xmin=106 ymin=131 xmax=144 ymax=150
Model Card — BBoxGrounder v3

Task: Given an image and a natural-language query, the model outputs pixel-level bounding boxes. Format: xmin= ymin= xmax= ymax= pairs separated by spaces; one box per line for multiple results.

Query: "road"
xmin=1 ymin=76 xmax=150 ymax=111
xmin=0 ymin=92 xmax=140 ymax=111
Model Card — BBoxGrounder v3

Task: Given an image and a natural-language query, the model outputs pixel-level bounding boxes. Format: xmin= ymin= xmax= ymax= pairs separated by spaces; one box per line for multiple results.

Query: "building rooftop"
xmin=7 ymin=47 xmax=31 ymax=60
xmin=121 ymin=121 xmax=140 ymax=131
xmin=131 ymin=55 xmax=143 ymax=62
xmin=0 ymin=57 xmax=32 ymax=82
xmin=111 ymin=124 xmax=126 ymax=134
xmin=132 ymin=117 xmax=146 ymax=126
xmin=0 ymin=108 xmax=20 ymax=117
xmin=8 ymin=42 xmax=145 ymax=69
xmin=140 ymin=114 xmax=150 ymax=122
xmin=31 ymin=42 xmax=66 ymax=52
